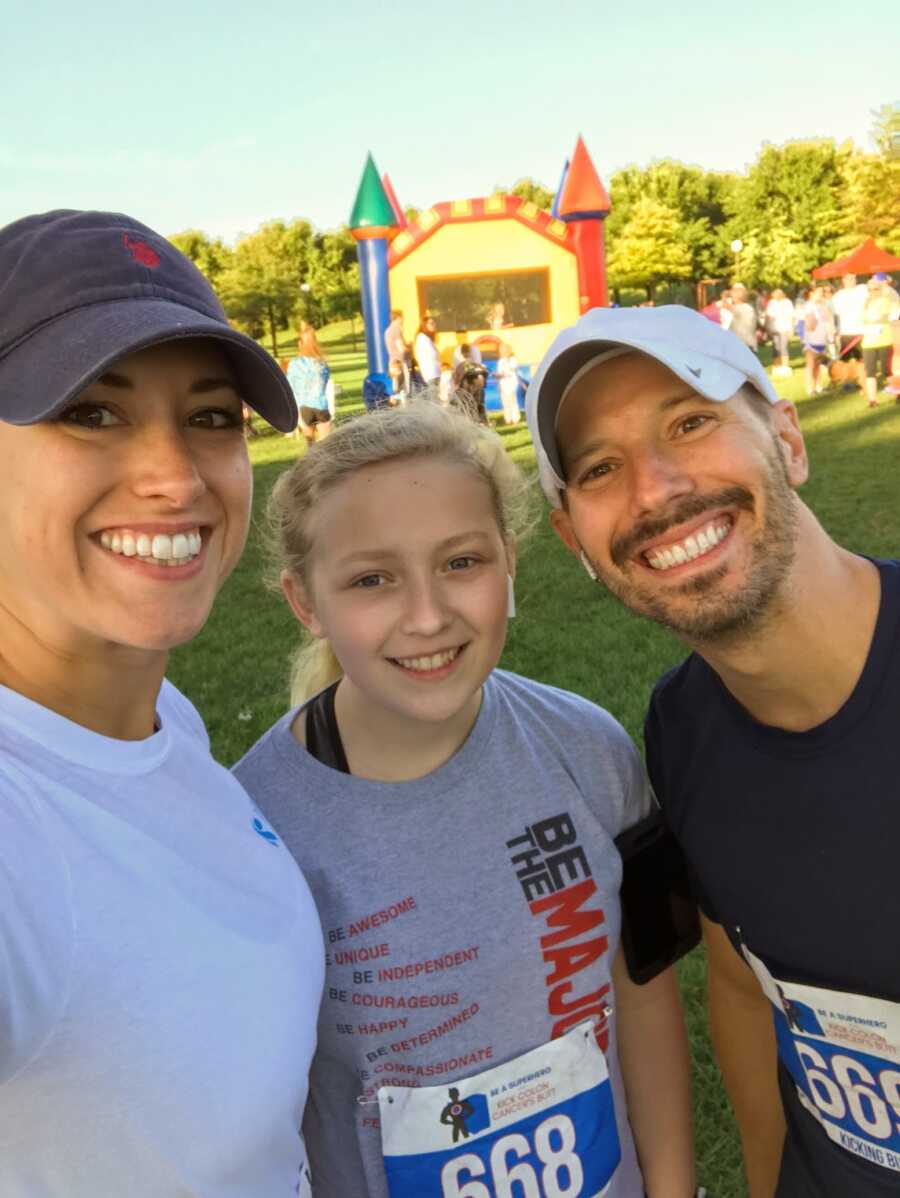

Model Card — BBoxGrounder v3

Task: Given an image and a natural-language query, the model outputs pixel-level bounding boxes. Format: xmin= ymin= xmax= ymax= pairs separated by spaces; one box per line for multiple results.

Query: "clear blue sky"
xmin=5 ymin=0 xmax=894 ymax=242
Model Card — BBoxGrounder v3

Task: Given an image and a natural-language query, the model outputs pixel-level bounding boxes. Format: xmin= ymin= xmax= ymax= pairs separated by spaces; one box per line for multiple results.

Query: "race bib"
xmin=377 ymin=1020 xmax=620 ymax=1198
xmin=743 ymin=945 xmax=900 ymax=1173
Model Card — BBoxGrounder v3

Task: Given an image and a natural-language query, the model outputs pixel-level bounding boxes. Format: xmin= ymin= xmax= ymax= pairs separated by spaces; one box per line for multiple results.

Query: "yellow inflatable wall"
xmin=388 ymin=195 xmax=581 ymax=366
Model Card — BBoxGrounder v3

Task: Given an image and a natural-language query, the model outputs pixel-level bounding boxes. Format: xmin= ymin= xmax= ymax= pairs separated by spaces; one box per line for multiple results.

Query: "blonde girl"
xmin=234 ymin=402 xmax=696 ymax=1198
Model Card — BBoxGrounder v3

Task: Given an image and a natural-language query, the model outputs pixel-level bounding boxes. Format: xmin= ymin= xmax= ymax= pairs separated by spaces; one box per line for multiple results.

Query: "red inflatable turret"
xmin=554 ymin=137 xmax=610 ymax=311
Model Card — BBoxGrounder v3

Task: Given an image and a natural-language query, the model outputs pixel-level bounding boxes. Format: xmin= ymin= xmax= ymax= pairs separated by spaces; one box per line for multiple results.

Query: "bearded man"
xmin=527 ymin=305 xmax=899 ymax=1198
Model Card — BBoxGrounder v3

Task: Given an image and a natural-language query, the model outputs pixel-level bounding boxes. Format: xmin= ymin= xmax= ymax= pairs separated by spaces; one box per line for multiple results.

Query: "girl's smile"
xmin=388 ymin=643 xmax=466 ymax=679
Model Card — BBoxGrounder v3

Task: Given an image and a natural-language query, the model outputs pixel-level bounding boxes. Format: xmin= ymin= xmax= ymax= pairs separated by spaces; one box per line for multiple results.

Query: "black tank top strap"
xmin=303 ymin=681 xmax=350 ymax=774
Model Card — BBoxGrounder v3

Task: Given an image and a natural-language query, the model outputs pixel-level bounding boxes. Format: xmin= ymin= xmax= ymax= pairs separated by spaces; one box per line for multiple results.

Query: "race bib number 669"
xmin=377 ymin=1021 xmax=620 ymax=1198
xmin=744 ymin=946 xmax=900 ymax=1173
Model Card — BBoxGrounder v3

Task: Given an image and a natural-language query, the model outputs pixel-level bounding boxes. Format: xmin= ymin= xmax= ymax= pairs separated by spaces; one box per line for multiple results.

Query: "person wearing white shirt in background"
xmin=384 ymin=308 xmax=410 ymax=403
xmin=438 ymin=360 xmax=454 ymax=405
xmin=831 ymin=273 xmax=868 ymax=363
xmin=800 ymin=285 xmax=834 ymax=397
xmin=718 ymin=289 xmax=734 ymax=330
xmin=765 ymin=289 xmax=795 ymax=377
xmin=727 ymin=284 xmax=758 ymax=354
xmin=414 ymin=314 xmax=442 ymax=384
xmin=496 ymin=342 xmax=521 ymax=425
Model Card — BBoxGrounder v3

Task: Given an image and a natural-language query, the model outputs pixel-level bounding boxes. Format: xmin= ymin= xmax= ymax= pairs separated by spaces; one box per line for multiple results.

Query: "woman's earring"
xmin=507 ymin=575 xmax=517 ymax=618
xmin=580 ymin=550 xmax=599 ymax=582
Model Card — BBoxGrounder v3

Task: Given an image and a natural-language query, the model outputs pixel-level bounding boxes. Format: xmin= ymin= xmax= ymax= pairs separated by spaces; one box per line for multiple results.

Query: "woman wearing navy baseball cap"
xmin=0 ymin=210 xmax=323 ymax=1196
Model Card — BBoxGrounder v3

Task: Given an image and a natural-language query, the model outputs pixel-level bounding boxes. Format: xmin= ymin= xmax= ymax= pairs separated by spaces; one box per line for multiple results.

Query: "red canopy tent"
xmin=813 ymin=237 xmax=900 ymax=279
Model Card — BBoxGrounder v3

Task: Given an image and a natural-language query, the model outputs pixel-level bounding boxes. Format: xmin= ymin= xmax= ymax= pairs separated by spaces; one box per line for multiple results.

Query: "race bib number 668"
xmin=377 ymin=1021 xmax=620 ymax=1198
xmin=441 ymin=1112 xmax=582 ymax=1198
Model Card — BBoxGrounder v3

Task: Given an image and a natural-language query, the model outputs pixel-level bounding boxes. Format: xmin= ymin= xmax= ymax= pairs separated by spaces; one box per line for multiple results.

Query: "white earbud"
xmin=507 ymin=574 xmax=516 ymax=618
xmin=579 ymin=550 xmax=599 ymax=582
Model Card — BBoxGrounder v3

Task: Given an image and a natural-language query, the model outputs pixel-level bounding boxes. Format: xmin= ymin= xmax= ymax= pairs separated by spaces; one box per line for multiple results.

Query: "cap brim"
xmin=533 ymin=337 xmax=748 ymax=481
xmin=534 ymin=340 xmax=620 ymax=479
xmin=2 ymin=298 xmax=298 ymax=431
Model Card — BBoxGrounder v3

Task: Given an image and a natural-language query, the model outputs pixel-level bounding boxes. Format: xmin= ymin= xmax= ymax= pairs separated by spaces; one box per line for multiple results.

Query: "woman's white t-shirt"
xmin=0 ymin=680 xmax=324 ymax=1196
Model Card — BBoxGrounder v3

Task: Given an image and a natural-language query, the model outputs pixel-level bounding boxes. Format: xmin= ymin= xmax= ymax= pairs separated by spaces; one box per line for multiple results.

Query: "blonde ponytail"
xmin=288 ymin=638 xmax=343 ymax=707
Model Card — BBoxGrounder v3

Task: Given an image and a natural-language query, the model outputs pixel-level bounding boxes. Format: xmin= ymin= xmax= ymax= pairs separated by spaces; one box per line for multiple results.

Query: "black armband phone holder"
xmin=615 ymin=809 xmax=701 ymax=984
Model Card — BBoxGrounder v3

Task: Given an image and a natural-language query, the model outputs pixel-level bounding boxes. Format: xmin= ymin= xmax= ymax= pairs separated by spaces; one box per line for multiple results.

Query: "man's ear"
xmin=281 ymin=570 xmax=324 ymax=638
xmin=549 ymin=506 xmax=583 ymax=559
xmin=772 ymin=401 xmax=809 ymax=486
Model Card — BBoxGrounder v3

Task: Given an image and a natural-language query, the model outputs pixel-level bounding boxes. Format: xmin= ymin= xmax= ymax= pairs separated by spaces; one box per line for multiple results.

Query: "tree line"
xmin=171 ymin=112 xmax=899 ymax=345
xmin=605 ymin=125 xmax=899 ymax=301
xmin=170 ymin=222 xmax=360 ymax=355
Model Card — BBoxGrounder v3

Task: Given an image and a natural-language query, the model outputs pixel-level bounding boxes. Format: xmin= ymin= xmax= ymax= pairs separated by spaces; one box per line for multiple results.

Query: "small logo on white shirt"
xmin=252 ymin=817 xmax=279 ymax=846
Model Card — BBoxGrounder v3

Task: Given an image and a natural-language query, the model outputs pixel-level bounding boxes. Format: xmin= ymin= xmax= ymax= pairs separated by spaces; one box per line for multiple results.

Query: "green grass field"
xmin=169 ymin=330 xmax=900 ymax=1197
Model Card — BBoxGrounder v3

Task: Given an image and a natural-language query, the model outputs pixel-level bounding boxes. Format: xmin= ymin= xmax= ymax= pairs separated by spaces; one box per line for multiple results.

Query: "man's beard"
xmin=591 ymin=436 xmax=799 ymax=643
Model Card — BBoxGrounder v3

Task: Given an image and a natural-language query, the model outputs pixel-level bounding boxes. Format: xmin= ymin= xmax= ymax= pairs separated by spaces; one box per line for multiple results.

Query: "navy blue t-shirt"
xmin=646 ymin=558 xmax=900 ymax=1197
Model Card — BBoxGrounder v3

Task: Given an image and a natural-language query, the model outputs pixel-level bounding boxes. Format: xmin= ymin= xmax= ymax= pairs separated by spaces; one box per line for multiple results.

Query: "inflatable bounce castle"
xmin=349 ymin=137 xmax=611 ymax=411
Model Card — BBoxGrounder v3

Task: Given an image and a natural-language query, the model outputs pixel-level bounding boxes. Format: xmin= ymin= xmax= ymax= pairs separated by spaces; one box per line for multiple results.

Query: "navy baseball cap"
xmin=0 ymin=209 xmax=297 ymax=430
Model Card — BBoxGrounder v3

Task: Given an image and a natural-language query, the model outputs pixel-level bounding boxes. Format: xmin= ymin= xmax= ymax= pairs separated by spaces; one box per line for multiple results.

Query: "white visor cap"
xmin=525 ymin=304 xmax=779 ymax=506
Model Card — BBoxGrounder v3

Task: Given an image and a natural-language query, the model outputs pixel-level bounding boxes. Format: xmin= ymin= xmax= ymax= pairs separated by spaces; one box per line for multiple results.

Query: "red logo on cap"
xmin=122 ymin=233 xmax=160 ymax=269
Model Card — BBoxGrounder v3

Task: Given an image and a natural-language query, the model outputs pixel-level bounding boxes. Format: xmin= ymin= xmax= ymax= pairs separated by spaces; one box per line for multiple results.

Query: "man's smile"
xmin=642 ymin=515 xmax=734 ymax=572
xmin=605 ymin=481 xmax=755 ymax=566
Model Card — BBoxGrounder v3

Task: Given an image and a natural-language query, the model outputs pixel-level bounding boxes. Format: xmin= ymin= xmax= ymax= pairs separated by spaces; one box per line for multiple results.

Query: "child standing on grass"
xmin=496 ymin=341 xmax=522 ymax=425
xmin=233 ymin=402 xmax=697 ymax=1198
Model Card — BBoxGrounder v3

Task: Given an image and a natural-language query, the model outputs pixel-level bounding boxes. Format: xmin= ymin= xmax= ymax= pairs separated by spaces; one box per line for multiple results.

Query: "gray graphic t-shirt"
xmin=234 ymin=670 xmax=652 ymax=1198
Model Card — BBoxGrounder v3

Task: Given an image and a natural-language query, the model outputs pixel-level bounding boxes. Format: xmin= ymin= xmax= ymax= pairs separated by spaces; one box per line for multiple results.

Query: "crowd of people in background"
xmin=349 ymin=307 xmax=526 ymax=426
xmin=701 ymin=272 xmax=899 ymax=406
xmin=282 ymin=272 xmax=899 ymax=436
